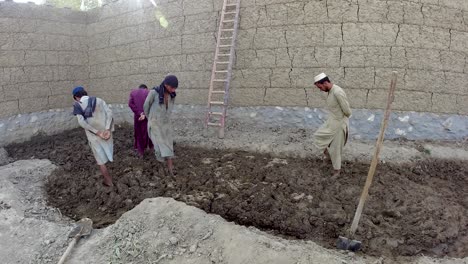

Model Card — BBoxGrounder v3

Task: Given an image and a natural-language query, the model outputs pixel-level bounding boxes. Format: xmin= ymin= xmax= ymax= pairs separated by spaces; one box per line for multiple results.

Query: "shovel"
xmin=337 ymin=71 xmax=398 ymax=251
xmin=57 ymin=218 xmax=93 ymax=264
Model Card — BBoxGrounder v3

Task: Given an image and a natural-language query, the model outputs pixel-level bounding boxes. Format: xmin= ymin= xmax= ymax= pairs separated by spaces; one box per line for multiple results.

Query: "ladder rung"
xmin=220 ymin=37 xmax=233 ymax=40
xmin=216 ymin=62 xmax=230 ymax=64
xmin=224 ymin=12 xmax=237 ymax=15
xmin=210 ymin=101 xmax=225 ymax=105
xmin=226 ymin=4 xmax=237 ymax=7
xmin=209 ymin=112 xmax=224 ymax=115
xmin=215 ymin=70 xmax=228 ymax=73
xmin=221 ymin=29 xmax=234 ymax=31
xmin=223 ymin=20 xmax=235 ymax=23
xmin=211 ymin=91 xmax=226 ymax=94
xmin=219 ymin=45 xmax=232 ymax=47
xmin=207 ymin=122 xmax=221 ymax=127
xmin=213 ymin=79 xmax=227 ymax=82
xmin=218 ymin=53 xmax=230 ymax=56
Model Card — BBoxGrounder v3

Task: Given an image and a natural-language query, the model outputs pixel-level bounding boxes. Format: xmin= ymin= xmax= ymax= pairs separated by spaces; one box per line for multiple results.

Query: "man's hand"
xmin=97 ymin=130 xmax=111 ymax=140
xmin=138 ymin=113 xmax=146 ymax=121
xmin=96 ymin=131 xmax=105 ymax=139
xmin=102 ymin=130 xmax=111 ymax=140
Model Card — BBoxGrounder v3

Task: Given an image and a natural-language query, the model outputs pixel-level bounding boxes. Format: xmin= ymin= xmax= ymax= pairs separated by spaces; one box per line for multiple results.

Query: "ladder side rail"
xmin=220 ymin=0 xmax=241 ymax=129
xmin=205 ymin=0 xmax=229 ymax=127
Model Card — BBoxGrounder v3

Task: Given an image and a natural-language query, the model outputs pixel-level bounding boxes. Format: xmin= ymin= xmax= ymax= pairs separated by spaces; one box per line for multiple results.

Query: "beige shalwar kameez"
xmin=313 ymin=84 xmax=352 ymax=170
xmin=143 ymin=90 xmax=175 ymax=162
xmin=76 ymin=96 xmax=114 ymax=165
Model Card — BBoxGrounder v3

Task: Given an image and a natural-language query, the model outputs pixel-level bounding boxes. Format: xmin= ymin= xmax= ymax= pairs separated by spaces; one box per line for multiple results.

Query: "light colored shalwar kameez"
xmin=143 ymin=90 xmax=175 ymax=162
xmin=313 ymin=84 xmax=352 ymax=170
xmin=76 ymin=96 xmax=114 ymax=165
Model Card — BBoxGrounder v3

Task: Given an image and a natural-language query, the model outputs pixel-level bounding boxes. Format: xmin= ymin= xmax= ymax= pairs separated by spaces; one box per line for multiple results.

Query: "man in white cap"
xmin=313 ymin=73 xmax=351 ymax=178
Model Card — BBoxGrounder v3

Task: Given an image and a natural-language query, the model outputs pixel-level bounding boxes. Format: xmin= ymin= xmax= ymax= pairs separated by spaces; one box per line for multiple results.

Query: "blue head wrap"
xmin=72 ymin=86 xmax=85 ymax=96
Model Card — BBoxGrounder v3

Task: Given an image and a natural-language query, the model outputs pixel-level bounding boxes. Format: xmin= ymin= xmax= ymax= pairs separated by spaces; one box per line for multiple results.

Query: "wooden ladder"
xmin=204 ymin=0 xmax=241 ymax=139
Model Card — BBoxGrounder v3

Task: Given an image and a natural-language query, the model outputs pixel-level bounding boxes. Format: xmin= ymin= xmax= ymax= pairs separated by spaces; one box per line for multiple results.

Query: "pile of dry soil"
xmin=6 ymin=126 xmax=468 ymax=258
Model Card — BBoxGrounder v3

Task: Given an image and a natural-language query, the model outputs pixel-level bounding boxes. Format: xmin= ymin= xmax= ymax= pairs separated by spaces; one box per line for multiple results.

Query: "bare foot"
xmin=103 ymin=180 xmax=113 ymax=187
xmin=169 ymin=168 xmax=177 ymax=176
xmin=330 ymin=170 xmax=340 ymax=181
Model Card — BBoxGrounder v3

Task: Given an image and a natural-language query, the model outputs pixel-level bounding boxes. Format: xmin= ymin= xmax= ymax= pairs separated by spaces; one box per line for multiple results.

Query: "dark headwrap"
xmin=72 ymin=86 xmax=85 ymax=96
xmin=73 ymin=96 xmax=97 ymax=119
xmin=154 ymin=75 xmax=178 ymax=104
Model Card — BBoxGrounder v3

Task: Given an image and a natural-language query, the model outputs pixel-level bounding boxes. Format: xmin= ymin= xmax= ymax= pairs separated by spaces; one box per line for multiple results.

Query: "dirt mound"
xmin=67 ymin=197 xmax=367 ymax=264
xmin=6 ymin=126 xmax=468 ymax=258
xmin=0 ymin=160 xmax=72 ymax=264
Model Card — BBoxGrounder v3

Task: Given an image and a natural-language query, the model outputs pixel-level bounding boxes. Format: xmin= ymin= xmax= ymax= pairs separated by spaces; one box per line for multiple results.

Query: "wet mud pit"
xmin=6 ymin=126 xmax=468 ymax=258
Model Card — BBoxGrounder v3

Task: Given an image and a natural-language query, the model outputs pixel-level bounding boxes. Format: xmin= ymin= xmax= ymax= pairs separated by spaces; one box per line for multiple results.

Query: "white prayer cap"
xmin=314 ymin=72 xmax=327 ymax=83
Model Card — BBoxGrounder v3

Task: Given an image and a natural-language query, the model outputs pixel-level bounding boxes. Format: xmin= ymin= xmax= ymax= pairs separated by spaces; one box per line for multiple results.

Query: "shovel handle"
xmin=348 ymin=71 xmax=398 ymax=236
xmin=57 ymin=235 xmax=80 ymax=264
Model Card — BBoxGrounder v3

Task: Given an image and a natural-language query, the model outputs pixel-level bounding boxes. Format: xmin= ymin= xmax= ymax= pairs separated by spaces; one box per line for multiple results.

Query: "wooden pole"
xmin=349 ymin=71 xmax=398 ymax=236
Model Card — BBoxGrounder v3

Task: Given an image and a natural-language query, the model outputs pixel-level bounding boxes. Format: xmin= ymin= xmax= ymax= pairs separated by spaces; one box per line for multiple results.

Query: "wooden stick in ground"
xmin=348 ymin=71 xmax=398 ymax=237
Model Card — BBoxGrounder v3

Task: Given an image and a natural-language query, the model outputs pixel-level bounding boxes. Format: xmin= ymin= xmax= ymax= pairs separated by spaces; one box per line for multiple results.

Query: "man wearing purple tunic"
xmin=128 ymin=84 xmax=153 ymax=157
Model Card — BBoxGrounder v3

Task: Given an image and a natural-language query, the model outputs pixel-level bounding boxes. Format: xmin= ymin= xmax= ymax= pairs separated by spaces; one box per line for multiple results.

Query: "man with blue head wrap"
xmin=144 ymin=75 xmax=179 ymax=175
xmin=72 ymin=86 xmax=114 ymax=186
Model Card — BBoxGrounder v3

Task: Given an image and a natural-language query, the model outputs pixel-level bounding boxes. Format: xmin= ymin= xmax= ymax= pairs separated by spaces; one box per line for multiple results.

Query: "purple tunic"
xmin=128 ymin=88 xmax=153 ymax=155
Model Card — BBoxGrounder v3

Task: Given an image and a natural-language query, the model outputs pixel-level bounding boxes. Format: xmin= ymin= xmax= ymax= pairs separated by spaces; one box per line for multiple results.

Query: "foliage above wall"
xmin=45 ymin=0 xmax=101 ymax=10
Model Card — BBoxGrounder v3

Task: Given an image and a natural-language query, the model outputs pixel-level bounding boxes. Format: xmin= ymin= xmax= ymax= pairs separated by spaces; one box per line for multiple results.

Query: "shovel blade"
xmin=337 ymin=236 xmax=362 ymax=252
xmin=68 ymin=218 xmax=93 ymax=238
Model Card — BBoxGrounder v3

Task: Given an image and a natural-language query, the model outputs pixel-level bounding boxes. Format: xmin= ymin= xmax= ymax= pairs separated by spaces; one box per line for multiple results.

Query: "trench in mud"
xmin=6 ymin=126 xmax=468 ymax=258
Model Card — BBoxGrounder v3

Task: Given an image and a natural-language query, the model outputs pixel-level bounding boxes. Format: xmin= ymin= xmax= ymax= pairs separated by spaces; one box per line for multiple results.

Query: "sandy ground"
xmin=2 ymin=120 xmax=468 ymax=264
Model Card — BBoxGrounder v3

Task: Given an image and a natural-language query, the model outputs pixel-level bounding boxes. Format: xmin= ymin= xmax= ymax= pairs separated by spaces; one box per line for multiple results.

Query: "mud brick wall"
xmin=2 ymin=0 xmax=468 ymax=119
xmin=85 ymin=0 xmax=225 ymax=106
xmin=236 ymin=0 xmax=468 ymax=114
xmin=0 ymin=1 xmax=88 ymax=118
xmin=88 ymin=0 xmax=468 ymax=115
